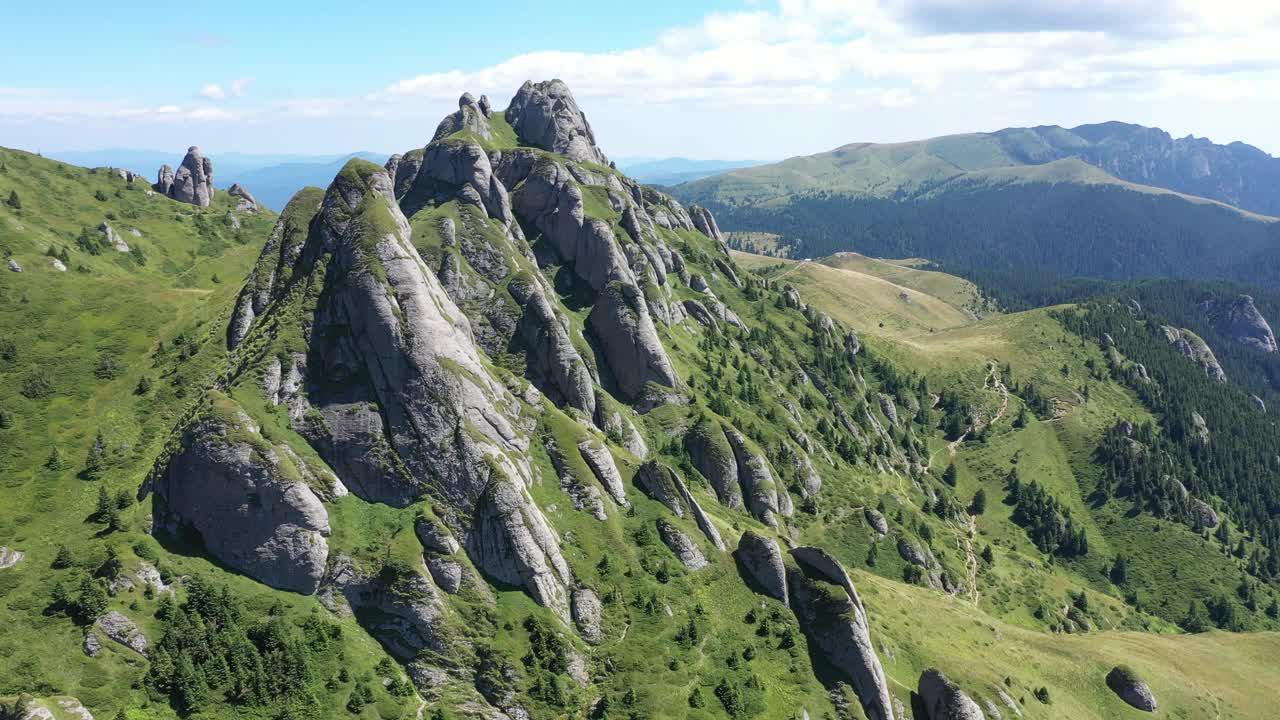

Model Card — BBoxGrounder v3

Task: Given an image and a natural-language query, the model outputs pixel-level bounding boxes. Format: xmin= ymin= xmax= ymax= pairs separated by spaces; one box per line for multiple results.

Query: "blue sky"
xmin=4 ymin=0 xmax=1280 ymax=159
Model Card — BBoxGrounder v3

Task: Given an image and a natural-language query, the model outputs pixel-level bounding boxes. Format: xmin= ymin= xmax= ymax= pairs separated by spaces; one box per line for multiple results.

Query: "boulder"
xmin=1192 ymin=498 xmax=1219 ymax=528
xmin=1201 ymin=294 xmax=1277 ymax=352
xmin=151 ymin=400 xmax=331 ymax=594
xmin=735 ymin=531 xmax=788 ymax=605
xmin=83 ymin=632 xmax=103 ymax=658
xmin=95 ymin=611 xmax=149 ymax=656
xmin=787 ymin=547 xmax=895 ymax=720
xmin=845 ymin=332 xmax=862 ymax=359
xmin=51 ymin=259 xmax=67 ymax=272
xmin=0 ymin=546 xmax=23 ymax=569
xmin=98 ymin=222 xmax=129 ymax=252
xmin=864 ymin=508 xmax=889 ymax=536
xmin=229 ymin=183 xmax=259 ymax=213
xmin=588 ymin=281 xmax=680 ymax=400
xmin=506 ymin=79 xmax=609 ymax=165
xmin=572 ymin=588 xmax=604 ymax=644
xmin=165 ymin=146 xmax=214 ymax=207
xmin=918 ymin=668 xmax=985 ymax=720
xmin=683 ymin=298 xmax=719 ymax=329
xmin=1105 ymin=665 xmax=1157 ymax=712
xmin=415 ymin=515 xmax=460 ymax=555
xmin=657 ymin=519 xmax=709 ymax=570
xmin=425 ymin=556 xmax=465 ymax=594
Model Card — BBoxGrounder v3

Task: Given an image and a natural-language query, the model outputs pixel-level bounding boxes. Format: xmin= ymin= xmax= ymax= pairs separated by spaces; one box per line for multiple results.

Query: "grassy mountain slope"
xmin=3 ymin=94 xmax=1280 ymax=720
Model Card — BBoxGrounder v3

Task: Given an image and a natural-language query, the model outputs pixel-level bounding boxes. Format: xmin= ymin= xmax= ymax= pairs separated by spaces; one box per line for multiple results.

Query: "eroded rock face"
xmin=657 ymin=519 xmax=709 ymax=570
xmin=433 ymin=92 xmax=493 ymax=143
xmin=322 ymin=554 xmax=452 ymax=663
xmin=1202 ymin=294 xmax=1277 ymax=352
xmin=152 ymin=402 xmax=331 ymax=594
xmin=685 ymin=418 xmax=743 ymax=509
xmin=577 ymin=440 xmax=628 ymax=507
xmin=918 ymin=669 xmax=985 ymax=720
xmin=864 ymin=508 xmax=889 ymax=536
xmin=572 ymin=588 xmax=604 ymax=644
xmin=164 ymin=146 xmax=214 ymax=207
xmin=508 ymin=275 xmax=596 ymax=416
xmin=467 ymin=479 xmax=573 ymax=622
xmin=787 ymin=547 xmax=895 ymax=720
xmin=1106 ymin=666 xmax=1157 ymax=712
xmin=154 ymin=164 xmax=174 ymax=196
xmin=725 ymin=427 xmax=786 ymax=526
xmin=506 ymin=80 xmax=609 ymax=165
xmin=588 ymin=281 xmax=680 ymax=400
xmin=735 ymin=531 xmax=788 ymax=605
xmin=634 ymin=461 xmax=725 ymax=550
xmin=95 ymin=611 xmax=149 ymax=656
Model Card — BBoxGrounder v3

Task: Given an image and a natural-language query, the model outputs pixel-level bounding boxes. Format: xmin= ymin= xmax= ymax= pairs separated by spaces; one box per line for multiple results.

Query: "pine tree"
xmin=75 ymin=575 xmax=109 ymax=622
xmin=6 ymin=190 xmax=20 ymax=209
xmin=942 ymin=462 xmax=958 ymax=487
xmin=95 ymin=485 xmax=112 ymax=520
xmin=970 ymin=488 xmax=987 ymax=515
xmin=84 ymin=431 xmax=107 ymax=480
xmin=45 ymin=447 xmax=66 ymax=471
xmin=52 ymin=544 xmax=74 ymax=569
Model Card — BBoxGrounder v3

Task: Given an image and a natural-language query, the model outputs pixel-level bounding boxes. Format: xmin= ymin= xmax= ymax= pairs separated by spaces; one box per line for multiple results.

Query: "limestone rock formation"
xmin=159 ymin=146 xmax=214 ymax=207
xmin=684 ymin=417 xmax=743 ymax=509
xmin=1201 ymin=294 xmax=1277 ymax=352
xmin=151 ymin=399 xmax=331 ymax=594
xmin=735 ymin=530 xmax=788 ymax=605
xmin=95 ymin=611 xmax=149 ymax=656
xmin=588 ymin=281 xmax=680 ymax=400
xmin=468 ymin=479 xmax=573 ymax=622
xmin=657 ymin=519 xmax=709 ymax=570
xmin=321 ymin=554 xmax=452 ymax=662
xmin=509 ymin=275 xmax=596 ymax=416
xmin=1192 ymin=498 xmax=1219 ymax=528
xmin=725 ymin=427 xmax=786 ymax=526
xmin=688 ymin=204 xmax=724 ymax=245
xmin=577 ymin=440 xmax=628 ymax=507
xmin=572 ymin=588 xmax=604 ymax=644
xmin=864 ymin=508 xmax=889 ymax=536
xmin=506 ymin=79 xmax=609 ymax=165
xmin=787 ymin=547 xmax=895 ymax=720
xmin=634 ymin=461 xmax=725 ymax=550
xmin=1106 ymin=666 xmax=1157 ymax=712
xmin=1160 ymin=326 xmax=1226 ymax=382
xmin=918 ymin=669 xmax=985 ymax=720
xmin=433 ymin=92 xmax=493 ymax=143
xmin=98 ymin=222 xmax=129 ymax=252
xmin=229 ymin=183 xmax=259 ymax=213
xmin=83 ymin=632 xmax=102 ymax=658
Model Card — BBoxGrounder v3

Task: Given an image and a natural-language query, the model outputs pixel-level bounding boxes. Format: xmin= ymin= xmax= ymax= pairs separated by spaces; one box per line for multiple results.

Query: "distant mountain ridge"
xmin=678 ymin=121 xmax=1280 ymax=217
xmin=617 ymin=156 xmax=767 ymax=186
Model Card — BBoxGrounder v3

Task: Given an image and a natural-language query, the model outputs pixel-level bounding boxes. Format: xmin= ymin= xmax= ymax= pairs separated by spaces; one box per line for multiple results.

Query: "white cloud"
xmin=199 ymin=84 xmax=226 ymax=100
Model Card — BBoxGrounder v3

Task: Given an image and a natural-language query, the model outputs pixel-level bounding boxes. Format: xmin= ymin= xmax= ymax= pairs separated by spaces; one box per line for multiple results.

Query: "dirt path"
xmin=962 ymin=514 xmax=980 ymax=604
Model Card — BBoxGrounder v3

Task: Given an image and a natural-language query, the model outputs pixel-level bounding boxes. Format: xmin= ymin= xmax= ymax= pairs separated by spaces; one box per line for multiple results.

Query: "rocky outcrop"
xmin=725 ymin=427 xmax=786 ymax=526
xmin=918 ymin=669 xmax=984 ymax=720
xmin=845 ymin=332 xmax=862 ymax=360
xmin=787 ymin=547 xmax=895 ymax=720
xmin=898 ymin=536 xmax=944 ymax=590
xmin=1201 ymin=294 xmax=1277 ymax=352
xmin=588 ymin=281 xmax=680 ymax=400
xmin=1191 ymin=410 xmax=1210 ymax=442
xmin=5 ymin=259 xmax=20 ymax=273
xmin=684 ymin=418 xmax=743 ymax=509
xmin=432 ymin=92 xmax=493 ymax=143
xmin=1192 ymin=498 xmax=1219 ymax=528
xmin=1106 ymin=666 xmax=1157 ymax=712
xmin=572 ymin=588 xmax=604 ymax=644
xmin=468 ymin=479 xmax=573 ymax=622
xmin=506 ymin=80 xmax=609 ymax=165
xmin=151 ymin=400 xmax=331 ymax=594
xmin=98 ymin=222 xmax=129 ymax=252
xmin=577 ymin=440 xmax=628 ymax=507
xmin=160 ymin=146 xmax=214 ymax=207
xmin=735 ymin=531 xmax=788 ymax=605
xmin=0 ymin=545 xmax=23 ymax=569
xmin=226 ymin=188 xmax=325 ymax=348
xmin=1160 ymin=326 xmax=1226 ymax=382
xmin=688 ymin=205 xmax=724 ymax=246
xmin=83 ymin=632 xmax=102 ymax=657
xmin=321 ymin=554 xmax=452 ymax=663
xmin=95 ymin=611 xmax=149 ymax=656
xmin=229 ymin=183 xmax=259 ymax=213
xmin=154 ymin=164 xmax=175 ymax=196
xmin=634 ymin=461 xmax=725 ymax=550
xmin=657 ymin=519 xmax=709 ymax=570
xmin=864 ymin=508 xmax=889 ymax=536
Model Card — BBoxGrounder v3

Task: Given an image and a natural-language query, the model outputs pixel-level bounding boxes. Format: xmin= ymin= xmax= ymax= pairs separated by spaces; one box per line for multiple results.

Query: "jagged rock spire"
xmin=155 ymin=146 xmax=214 ymax=207
xmin=506 ymin=79 xmax=609 ymax=165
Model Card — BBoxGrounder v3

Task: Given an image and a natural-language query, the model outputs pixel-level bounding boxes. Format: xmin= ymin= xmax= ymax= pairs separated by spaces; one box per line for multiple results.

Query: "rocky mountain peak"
xmin=154 ymin=145 xmax=214 ymax=207
xmin=432 ymin=91 xmax=493 ymax=143
xmin=506 ymin=79 xmax=609 ymax=165
xmin=1201 ymin=294 xmax=1277 ymax=353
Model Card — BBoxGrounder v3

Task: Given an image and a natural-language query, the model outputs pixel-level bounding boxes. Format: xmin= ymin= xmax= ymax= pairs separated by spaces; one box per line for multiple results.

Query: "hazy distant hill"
xmin=618 ymin=156 xmax=766 ymax=186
